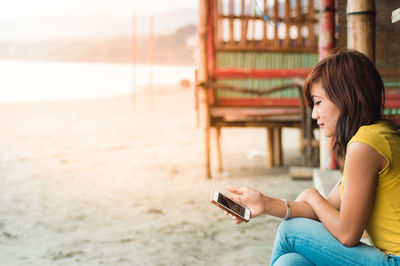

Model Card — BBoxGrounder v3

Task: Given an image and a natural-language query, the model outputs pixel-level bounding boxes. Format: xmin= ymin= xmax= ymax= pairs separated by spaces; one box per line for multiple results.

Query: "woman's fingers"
xmin=229 ymin=194 xmax=241 ymax=203
xmin=224 ymin=211 xmax=243 ymax=224
xmin=233 ymin=217 xmax=242 ymax=224
xmin=226 ymin=186 xmax=247 ymax=195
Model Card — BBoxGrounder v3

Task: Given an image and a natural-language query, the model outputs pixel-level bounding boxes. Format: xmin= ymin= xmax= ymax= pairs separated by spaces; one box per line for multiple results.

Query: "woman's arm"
xmin=226 ymin=187 xmax=317 ymax=221
xmin=226 ymin=179 xmax=342 ymax=223
xmin=293 ymin=178 xmax=342 ymax=220
xmin=226 ymin=142 xmax=384 ymax=246
xmin=300 ymin=142 xmax=385 ymax=246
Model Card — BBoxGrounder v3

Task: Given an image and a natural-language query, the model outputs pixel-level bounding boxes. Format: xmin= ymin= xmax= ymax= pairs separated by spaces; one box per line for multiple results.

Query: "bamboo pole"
xmin=195 ymin=69 xmax=199 ymax=128
xmin=266 ymin=127 xmax=274 ymax=167
xmin=252 ymin=2 xmax=256 ymax=41
xmin=148 ymin=16 xmax=154 ymax=110
xmin=263 ymin=0 xmax=268 ymax=45
xmin=284 ymin=0 xmax=290 ymax=48
xmin=318 ymin=0 xmax=335 ymax=59
xmin=247 ymin=0 xmax=252 ymax=42
xmin=215 ymin=127 xmax=223 ymax=173
xmin=273 ymin=127 xmax=282 ymax=166
xmin=199 ymin=0 xmax=211 ymax=179
xmin=241 ymin=0 xmax=246 ymax=45
xmin=131 ymin=11 xmax=137 ymax=111
xmin=344 ymin=0 xmax=376 ymax=172
xmin=304 ymin=108 xmax=313 ymax=166
xmin=347 ymin=0 xmax=376 ymax=63
xmin=229 ymin=0 xmax=234 ymax=43
xmin=307 ymin=0 xmax=315 ymax=48
xmin=296 ymin=0 xmax=302 ymax=46
xmin=208 ymin=0 xmax=216 ymax=104
xmin=318 ymin=0 xmax=335 ymax=170
xmin=274 ymin=0 xmax=279 ymax=48
xmin=216 ymin=0 xmax=221 ymax=44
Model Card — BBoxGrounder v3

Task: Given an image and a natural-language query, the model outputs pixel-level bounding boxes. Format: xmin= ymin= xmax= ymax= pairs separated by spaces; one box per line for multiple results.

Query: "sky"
xmin=0 ymin=0 xmax=198 ymax=19
xmin=0 ymin=0 xmax=198 ymax=40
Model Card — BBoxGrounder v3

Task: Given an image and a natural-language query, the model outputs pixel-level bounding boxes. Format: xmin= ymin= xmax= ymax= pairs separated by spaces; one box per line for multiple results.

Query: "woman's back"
xmin=341 ymin=120 xmax=400 ymax=255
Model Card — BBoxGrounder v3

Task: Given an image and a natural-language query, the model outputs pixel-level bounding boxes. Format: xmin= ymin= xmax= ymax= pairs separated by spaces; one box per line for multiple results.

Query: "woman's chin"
xmin=321 ymin=128 xmax=334 ymax=138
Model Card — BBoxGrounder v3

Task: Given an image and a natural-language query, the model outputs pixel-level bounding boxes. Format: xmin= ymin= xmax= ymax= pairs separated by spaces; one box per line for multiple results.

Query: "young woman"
xmin=226 ymin=50 xmax=400 ymax=265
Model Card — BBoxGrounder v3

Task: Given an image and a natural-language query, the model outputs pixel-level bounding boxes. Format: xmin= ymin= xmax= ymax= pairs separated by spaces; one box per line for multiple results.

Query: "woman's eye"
xmin=314 ymin=101 xmax=321 ymax=106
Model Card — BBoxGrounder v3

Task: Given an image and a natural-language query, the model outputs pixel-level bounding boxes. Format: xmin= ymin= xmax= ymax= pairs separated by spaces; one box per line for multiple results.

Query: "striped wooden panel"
xmin=383 ymin=109 xmax=400 ymax=115
xmin=384 ymin=79 xmax=400 ymax=114
xmin=215 ymin=51 xmax=318 ymax=99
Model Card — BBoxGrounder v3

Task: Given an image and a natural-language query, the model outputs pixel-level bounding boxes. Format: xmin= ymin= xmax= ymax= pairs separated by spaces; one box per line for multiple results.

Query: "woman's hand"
xmin=225 ymin=186 xmax=266 ymax=224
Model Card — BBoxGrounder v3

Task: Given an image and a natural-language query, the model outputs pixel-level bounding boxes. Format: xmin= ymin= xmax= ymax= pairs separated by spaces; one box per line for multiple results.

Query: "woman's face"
xmin=310 ymin=82 xmax=340 ymax=138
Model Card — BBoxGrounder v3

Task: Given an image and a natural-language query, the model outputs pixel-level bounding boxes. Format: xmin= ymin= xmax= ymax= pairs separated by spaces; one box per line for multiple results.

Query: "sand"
xmin=0 ymin=88 xmax=312 ymax=265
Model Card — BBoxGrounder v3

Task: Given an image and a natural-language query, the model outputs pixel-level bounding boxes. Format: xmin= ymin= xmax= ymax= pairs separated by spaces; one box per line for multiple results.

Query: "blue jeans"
xmin=270 ymin=218 xmax=400 ymax=266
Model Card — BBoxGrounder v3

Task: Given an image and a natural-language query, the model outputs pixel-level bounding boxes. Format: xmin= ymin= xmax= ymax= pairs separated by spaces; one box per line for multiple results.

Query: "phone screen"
xmin=217 ymin=193 xmax=246 ymax=217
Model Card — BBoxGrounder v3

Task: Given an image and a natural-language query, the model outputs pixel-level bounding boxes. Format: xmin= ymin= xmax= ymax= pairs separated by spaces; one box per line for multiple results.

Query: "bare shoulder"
xmin=346 ymin=141 xmax=387 ymax=174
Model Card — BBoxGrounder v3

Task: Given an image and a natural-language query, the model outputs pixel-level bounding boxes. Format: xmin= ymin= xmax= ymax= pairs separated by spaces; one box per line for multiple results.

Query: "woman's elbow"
xmin=337 ymin=234 xmax=360 ymax=247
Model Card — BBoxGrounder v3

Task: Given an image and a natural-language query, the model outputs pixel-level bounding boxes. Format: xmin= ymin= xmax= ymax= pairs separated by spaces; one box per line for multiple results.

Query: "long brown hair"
xmin=304 ymin=50 xmax=385 ymax=160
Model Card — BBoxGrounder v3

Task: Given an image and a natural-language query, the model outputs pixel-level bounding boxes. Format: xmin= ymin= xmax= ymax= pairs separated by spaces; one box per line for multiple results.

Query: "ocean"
xmin=0 ymin=60 xmax=194 ymax=104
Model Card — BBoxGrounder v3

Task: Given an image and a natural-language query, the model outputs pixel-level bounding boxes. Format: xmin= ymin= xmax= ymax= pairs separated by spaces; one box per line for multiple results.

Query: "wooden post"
xmin=307 ymin=0 xmax=315 ymax=48
xmin=296 ymin=0 xmax=302 ymax=46
xmin=284 ymin=0 xmax=290 ymax=48
xmin=131 ymin=11 xmax=137 ymax=111
xmin=273 ymin=0 xmax=279 ymax=48
xmin=273 ymin=127 xmax=282 ymax=166
xmin=215 ymin=127 xmax=223 ymax=173
xmin=241 ymin=0 xmax=247 ymax=45
xmin=304 ymin=108 xmax=313 ymax=166
xmin=319 ymin=0 xmax=335 ymax=59
xmin=266 ymin=127 xmax=274 ymax=167
xmin=215 ymin=0 xmax=221 ymax=44
xmin=263 ymin=0 xmax=268 ymax=45
xmin=347 ymin=0 xmax=376 ymax=63
xmin=229 ymin=0 xmax=234 ymax=43
xmin=251 ymin=2 xmax=256 ymax=41
xmin=195 ymin=69 xmax=199 ymax=128
xmin=318 ymin=0 xmax=335 ymax=170
xmin=148 ymin=16 xmax=154 ymax=110
xmin=199 ymin=0 xmax=211 ymax=179
xmin=299 ymin=129 xmax=304 ymax=152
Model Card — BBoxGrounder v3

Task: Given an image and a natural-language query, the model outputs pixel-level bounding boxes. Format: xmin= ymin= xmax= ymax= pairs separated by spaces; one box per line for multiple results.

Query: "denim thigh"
xmin=270 ymin=218 xmax=399 ymax=266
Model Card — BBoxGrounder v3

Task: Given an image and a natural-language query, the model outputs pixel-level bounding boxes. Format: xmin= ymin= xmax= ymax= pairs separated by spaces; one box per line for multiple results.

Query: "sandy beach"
xmin=0 ymin=87 xmax=312 ymax=265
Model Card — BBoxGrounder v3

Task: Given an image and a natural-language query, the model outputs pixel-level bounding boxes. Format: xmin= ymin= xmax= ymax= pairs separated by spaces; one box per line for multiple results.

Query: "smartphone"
xmin=210 ymin=190 xmax=251 ymax=222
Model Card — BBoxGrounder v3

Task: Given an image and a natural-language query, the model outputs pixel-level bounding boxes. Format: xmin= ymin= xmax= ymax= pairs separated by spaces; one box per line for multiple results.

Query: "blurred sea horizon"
xmin=0 ymin=60 xmax=195 ymax=104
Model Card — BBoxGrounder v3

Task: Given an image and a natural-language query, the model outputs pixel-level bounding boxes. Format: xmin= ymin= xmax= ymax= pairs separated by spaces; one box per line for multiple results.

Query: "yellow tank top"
xmin=340 ymin=120 xmax=400 ymax=255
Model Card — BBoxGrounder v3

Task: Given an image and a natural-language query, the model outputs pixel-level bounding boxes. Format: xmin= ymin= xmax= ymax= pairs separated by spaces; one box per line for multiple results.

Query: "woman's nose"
xmin=311 ymin=107 xmax=319 ymax=120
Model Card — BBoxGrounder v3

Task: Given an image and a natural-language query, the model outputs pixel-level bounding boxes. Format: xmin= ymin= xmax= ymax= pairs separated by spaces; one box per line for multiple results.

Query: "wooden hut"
xmin=198 ymin=0 xmax=321 ymax=179
xmin=198 ymin=0 xmax=400 ymax=179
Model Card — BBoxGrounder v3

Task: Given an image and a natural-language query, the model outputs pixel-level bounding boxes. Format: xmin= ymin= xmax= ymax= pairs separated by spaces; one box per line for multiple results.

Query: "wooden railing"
xmin=214 ymin=0 xmax=318 ymax=52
